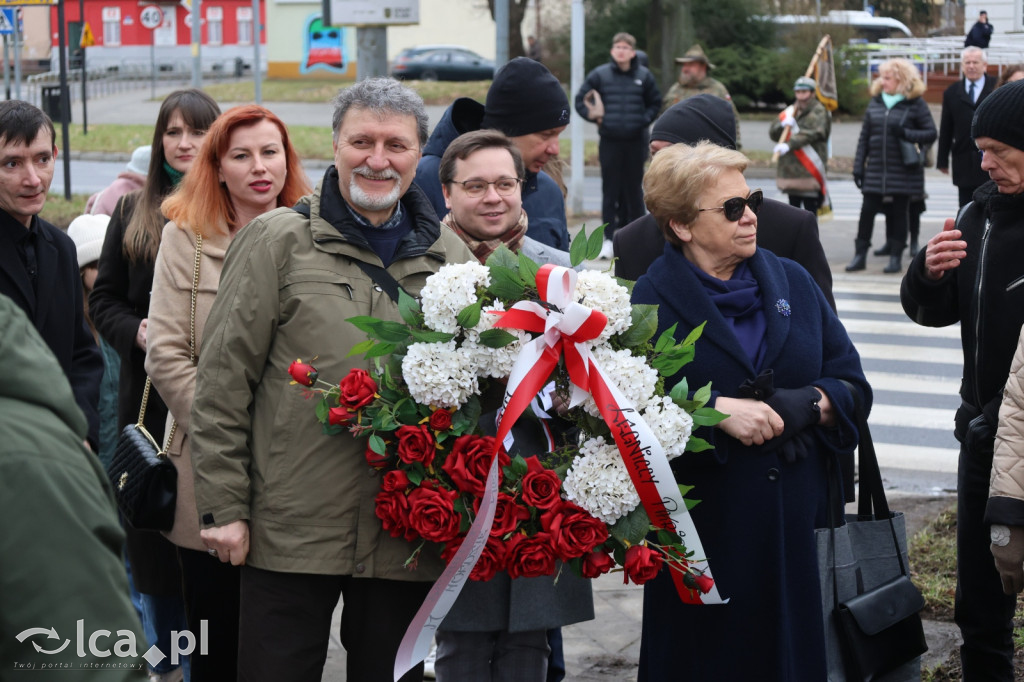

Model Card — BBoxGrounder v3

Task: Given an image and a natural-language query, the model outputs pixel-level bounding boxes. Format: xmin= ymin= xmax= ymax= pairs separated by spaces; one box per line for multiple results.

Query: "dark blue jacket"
xmin=631 ymin=245 xmax=870 ymax=681
xmin=414 ymin=98 xmax=571 ymax=250
xmin=574 ymin=56 xmax=661 ymax=139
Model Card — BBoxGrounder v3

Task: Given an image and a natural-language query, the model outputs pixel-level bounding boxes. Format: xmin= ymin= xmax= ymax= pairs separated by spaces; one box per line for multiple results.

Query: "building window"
xmin=101 ymin=7 xmax=120 ymax=46
xmin=237 ymin=7 xmax=253 ymax=45
xmin=207 ymin=6 xmax=222 ymax=45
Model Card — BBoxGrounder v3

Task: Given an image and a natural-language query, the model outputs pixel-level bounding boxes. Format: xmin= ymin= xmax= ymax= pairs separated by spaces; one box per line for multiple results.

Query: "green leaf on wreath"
xmin=618 ymin=304 xmax=659 ymax=347
xmin=684 ymin=497 xmax=701 ymax=511
xmin=346 ymin=315 xmax=381 ymax=336
xmin=669 ymin=377 xmax=689 ymax=405
xmin=586 ymin=224 xmax=607 ymax=260
xmin=615 ymin=276 xmax=636 ymax=294
xmin=315 ymin=398 xmax=329 ymax=424
xmin=692 ymin=381 xmax=712 ymax=408
xmin=681 ymin=320 xmax=707 ymax=347
xmin=488 ymin=266 xmax=525 ymax=300
xmin=365 ymin=342 xmax=396 ymax=359
xmin=398 ymin=289 xmax=422 ymax=326
xmin=685 ymin=436 xmax=713 ymax=453
xmin=369 ymin=434 xmax=387 ymax=455
xmin=486 ymin=244 xmax=520 ymax=271
xmin=569 ymin=226 xmax=589 ymax=266
xmin=654 ymin=324 xmax=679 ymax=353
xmin=518 ymin=251 xmax=540 ymax=287
xmin=370 ymin=320 xmax=412 ymax=343
xmin=394 ymin=398 xmax=419 ymax=424
xmin=608 ymin=505 xmax=652 ymax=546
xmin=478 ymin=328 xmax=518 ymax=348
xmin=457 ymin=301 xmax=482 ymax=329
xmin=409 ymin=329 xmax=456 ymax=343
xmin=691 ymin=407 xmax=727 ymax=427
xmin=451 ymin=395 xmax=482 ymax=433
xmin=510 ymin=454 xmax=529 ymax=478
xmin=612 ymin=543 xmax=626 ymax=566
xmin=346 ymin=338 xmax=376 ymax=358
xmin=678 ymin=483 xmax=694 ymax=497
xmin=407 ymin=468 xmax=424 ymax=486
xmin=656 ymin=528 xmax=681 ymax=547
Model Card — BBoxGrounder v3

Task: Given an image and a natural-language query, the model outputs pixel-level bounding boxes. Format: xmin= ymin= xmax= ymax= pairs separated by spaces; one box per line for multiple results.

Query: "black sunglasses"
xmin=698 ymin=189 xmax=763 ymax=222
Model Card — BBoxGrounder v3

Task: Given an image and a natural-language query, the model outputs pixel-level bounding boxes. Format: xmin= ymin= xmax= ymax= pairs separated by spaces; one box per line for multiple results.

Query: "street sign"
xmin=139 ymin=5 xmax=163 ymax=29
xmin=0 ymin=8 xmax=14 ymax=34
xmin=328 ymin=0 xmax=418 ymax=26
xmin=79 ymin=21 xmax=94 ymax=47
xmin=0 ymin=0 xmax=56 ymax=5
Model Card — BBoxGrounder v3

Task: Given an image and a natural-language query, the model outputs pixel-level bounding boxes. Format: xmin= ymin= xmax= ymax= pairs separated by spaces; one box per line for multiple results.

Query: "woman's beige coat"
xmin=145 ymin=222 xmax=230 ymax=550
xmin=992 ymin=328 xmax=1024 ymax=505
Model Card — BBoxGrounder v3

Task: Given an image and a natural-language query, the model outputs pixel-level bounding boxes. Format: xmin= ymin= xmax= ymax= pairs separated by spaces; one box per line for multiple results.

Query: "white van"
xmin=769 ymin=10 xmax=913 ymax=42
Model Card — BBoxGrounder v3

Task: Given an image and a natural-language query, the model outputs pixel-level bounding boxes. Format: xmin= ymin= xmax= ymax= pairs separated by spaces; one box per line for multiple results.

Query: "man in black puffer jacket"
xmin=574 ymin=32 xmax=661 ymax=255
xmin=901 ymin=80 xmax=1024 ymax=682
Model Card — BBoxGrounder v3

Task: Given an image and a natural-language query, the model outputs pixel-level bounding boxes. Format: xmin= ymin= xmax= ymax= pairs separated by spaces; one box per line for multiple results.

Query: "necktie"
xmin=969 ymin=81 xmax=976 ymax=104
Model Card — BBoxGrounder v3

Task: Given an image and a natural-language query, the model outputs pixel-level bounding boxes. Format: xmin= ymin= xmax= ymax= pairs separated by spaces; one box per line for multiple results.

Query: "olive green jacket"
xmin=662 ymin=75 xmax=741 ymax=148
xmin=769 ymin=97 xmax=832 ymax=193
xmin=190 ymin=173 xmax=475 ymax=579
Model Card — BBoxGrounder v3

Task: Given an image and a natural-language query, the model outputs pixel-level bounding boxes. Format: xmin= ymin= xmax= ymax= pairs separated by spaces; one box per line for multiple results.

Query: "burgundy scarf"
xmin=441 ymin=210 xmax=529 ymax=263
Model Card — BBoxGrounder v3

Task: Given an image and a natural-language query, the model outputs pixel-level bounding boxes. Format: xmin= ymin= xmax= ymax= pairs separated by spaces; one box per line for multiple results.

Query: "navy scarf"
xmin=686 ymin=259 xmax=767 ymax=369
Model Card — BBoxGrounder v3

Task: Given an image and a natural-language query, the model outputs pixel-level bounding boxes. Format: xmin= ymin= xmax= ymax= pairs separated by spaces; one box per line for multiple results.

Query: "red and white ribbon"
xmin=392 ymin=265 xmax=725 ymax=680
xmin=778 ymin=107 xmax=832 ymax=212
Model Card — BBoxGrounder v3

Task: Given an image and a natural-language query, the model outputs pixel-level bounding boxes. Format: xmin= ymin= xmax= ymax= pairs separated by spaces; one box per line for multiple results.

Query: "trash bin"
xmin=234 ymin=57 xmax=245 ymax=78
xmin=40 ymin=85 xmax=67 ymax=124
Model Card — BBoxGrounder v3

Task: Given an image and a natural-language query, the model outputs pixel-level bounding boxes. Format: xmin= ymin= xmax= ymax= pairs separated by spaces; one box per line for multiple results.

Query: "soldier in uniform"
xmin=769 ymin=76 xmax=832 ymax=215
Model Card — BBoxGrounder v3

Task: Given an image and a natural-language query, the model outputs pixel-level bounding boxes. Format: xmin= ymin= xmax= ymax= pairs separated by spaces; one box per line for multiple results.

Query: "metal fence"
xmin=865 ymin=35 xmax=1024 ymax=84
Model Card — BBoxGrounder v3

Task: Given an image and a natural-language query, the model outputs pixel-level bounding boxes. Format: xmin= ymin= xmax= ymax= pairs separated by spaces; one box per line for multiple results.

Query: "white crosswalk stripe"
xmin=764 ymin=180 xmax=962 ymax=227
xmin=832 ymin=272 xmax=961 ymax=493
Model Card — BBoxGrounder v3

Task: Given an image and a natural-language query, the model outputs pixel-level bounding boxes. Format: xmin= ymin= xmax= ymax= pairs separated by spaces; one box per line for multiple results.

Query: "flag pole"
xmin=773 ymin=34 xmax=832 ymax=163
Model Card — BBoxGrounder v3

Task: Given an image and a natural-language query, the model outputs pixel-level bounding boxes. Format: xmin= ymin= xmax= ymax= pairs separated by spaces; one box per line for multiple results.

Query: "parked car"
xmin=391 ymin=46 xmax=495 ymax=81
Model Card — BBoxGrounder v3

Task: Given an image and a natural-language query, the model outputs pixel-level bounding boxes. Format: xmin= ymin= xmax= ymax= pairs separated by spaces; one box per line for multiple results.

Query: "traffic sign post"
xmin=140 ymin=5 xmax=163 ymax=99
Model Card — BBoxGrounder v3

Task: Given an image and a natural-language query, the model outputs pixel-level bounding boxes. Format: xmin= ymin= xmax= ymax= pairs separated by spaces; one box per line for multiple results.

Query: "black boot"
xmin=883 ymin=250 xmax=903 ymax=274
xmin=846 ymin=243 xmax=868 ymax=272
xmin=909 ymin=239 xmax=920 ymax=258
xmin=873 ymin=243 xmax=891 ymax=256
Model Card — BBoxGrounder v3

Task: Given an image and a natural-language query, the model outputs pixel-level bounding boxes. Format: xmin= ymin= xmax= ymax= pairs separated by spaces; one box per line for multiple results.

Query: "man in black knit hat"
xmin=612 ymin=94 xmax=834 ymax=311
xmin=901 ymin=79 xmax=1024 ymax=682
xmin=415 ymin=57 xmax=572 ymax=250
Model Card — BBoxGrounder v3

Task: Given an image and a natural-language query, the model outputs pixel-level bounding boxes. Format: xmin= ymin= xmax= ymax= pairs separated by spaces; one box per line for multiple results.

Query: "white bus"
xmin=769 ymin=10 xmax=913 ymax=42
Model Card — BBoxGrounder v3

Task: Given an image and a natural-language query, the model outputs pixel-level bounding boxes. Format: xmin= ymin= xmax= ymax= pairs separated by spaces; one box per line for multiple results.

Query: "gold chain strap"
xmin=136 ymin=230 xmax=203 ymax=452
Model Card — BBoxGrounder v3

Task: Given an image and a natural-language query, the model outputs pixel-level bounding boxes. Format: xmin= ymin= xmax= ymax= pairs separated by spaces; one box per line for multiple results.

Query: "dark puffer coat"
xmin=573 ymin=55 xmax=661 ymax=140
xmin=853 ymin=81 xmax=936 ymax=196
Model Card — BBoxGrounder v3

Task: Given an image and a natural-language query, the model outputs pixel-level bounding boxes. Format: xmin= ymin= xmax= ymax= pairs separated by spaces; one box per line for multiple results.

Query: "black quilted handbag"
xmin=108 ymin=378 xmax=178 ymax=531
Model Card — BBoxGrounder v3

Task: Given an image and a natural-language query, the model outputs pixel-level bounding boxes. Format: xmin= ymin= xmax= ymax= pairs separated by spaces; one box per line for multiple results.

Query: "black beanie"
xmin=481 ymin=57 xmax=570 ymax=137
xmin=972 ymin=80 xmax=1024 ymax=151
xmin=651 ymin=94 xmax=737 ymax=150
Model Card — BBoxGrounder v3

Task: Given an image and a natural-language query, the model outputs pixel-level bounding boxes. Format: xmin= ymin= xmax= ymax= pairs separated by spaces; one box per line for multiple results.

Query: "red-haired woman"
xmin=145 ymin=105 xmax=311 ymax=679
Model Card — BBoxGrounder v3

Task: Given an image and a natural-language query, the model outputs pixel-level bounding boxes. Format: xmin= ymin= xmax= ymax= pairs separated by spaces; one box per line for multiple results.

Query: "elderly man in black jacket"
xmin=0 ymin=101 xmax=102 ymax=448
xmin=575 ymin=32 xmax=661 ymax=257
xmin=938 ymin=47 xmax=996 ymax=207
xmin=612 ymin=94 xmax=835 ymax=311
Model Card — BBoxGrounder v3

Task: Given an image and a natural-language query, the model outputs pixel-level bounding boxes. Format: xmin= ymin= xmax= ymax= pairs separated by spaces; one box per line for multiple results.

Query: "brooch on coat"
xmin=775 ymin=299 xmax=792 ymax=317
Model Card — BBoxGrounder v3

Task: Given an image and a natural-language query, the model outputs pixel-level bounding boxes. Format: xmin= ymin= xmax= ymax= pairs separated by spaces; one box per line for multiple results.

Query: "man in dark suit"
xmin=0 ymin=100 xmax=101 ymax=447
xmin=938 ymin=46 xmax=996 ymax=207
xmin=613 ymin=94 xmax=835 ymax=311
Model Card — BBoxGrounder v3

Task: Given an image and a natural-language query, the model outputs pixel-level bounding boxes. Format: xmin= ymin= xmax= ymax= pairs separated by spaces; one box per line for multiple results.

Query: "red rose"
xmin=365 ymin=441 xmax=390 ymax=468
xmin=442 ymin=534 xmax=508 ymax=581
xmin=396 ymin=425 xmax=436 ymax=467
xmin=288 ymin=359 xmax=318 ymax=386
xmin=521 ymin=455 xmax=563 ymax=510
xmin=375 ymin=490 xmax=414 ymax=541
xmin=329 ymin=406 xmax=354 ymax=426
xmin=429 ymin=409 xmax=453 ymax=431
xmin=381 ymin=470 xmax=410 ymax=493
xmin=581 ymin=548 xmax=616 ymax=579
xmin=623 ymin=544 xmax=664 ymax=585
xmin=407 ymin=485 xmax=461 ymax=543
xmin=505 ymin=532 xmax=557 ymax=579
xmin=541 ymin=501 xmax=610 ymax=561
xmin=442 ymin=435 xmax=509 ymax=497
xmin=694 ymin=573 xmax=715 ymax=594
xmin=475 ymin=493 xmax=529 ymax=538
xmin=339 ymin=368 xmax=377 ymax=410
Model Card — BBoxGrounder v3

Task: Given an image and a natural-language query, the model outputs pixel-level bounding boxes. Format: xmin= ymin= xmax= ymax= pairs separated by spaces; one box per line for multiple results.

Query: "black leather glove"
xmin=853 ymin=173 xmax=864 ymax=189
xmin=778 ymin=429 xmax=816 ymax=464
xmin=965 ymin=413 xmax=995 ymax=456
xmin=737 ymin=369 xmax=775 ymax=401
xmin=764 ymin=386 xmax=821 ymax=450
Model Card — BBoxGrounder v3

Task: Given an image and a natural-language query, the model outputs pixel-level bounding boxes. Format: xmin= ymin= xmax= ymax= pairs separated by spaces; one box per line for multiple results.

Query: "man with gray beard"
xmin=189 ymin=78 xmax=475 ymax=682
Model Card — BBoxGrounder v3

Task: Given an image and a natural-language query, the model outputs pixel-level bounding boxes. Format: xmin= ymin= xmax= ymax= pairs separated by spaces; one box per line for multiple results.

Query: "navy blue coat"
xmin=414 ymin=98 xmax=571 ymax=250
xmin=631 ymin=246 xmax=870 ymax=681
xmin=573 ymin=56 xmax=661 ymax=139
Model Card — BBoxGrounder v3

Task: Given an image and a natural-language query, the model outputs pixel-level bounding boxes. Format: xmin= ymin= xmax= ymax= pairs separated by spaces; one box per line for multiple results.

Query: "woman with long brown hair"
xmin=145 ymin=105 xmax=310 ymax=679
xmin=89 ymin=88 xmax=220 ymax=682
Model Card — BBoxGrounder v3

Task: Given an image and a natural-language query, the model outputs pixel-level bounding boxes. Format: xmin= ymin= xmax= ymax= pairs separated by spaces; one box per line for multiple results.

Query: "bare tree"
xmin=486 ymin=0 xmax=529 ymax=59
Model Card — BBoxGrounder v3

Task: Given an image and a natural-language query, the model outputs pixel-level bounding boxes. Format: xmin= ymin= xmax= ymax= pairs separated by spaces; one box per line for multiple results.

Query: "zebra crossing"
xmin=833 ymin=272 xmax=961 ymax=495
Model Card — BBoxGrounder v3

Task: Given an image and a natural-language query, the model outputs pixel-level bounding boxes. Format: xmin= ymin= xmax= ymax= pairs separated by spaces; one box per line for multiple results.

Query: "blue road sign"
xmin=0 ymin=8 xmax=15 ymax=34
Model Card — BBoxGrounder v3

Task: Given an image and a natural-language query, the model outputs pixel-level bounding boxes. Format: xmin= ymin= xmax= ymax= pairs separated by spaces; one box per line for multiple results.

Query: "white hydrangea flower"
xmin=401 ymin=341 xmax=480 ymax=409
xmin=563 ymin=436 xmax=641 ymax=524
xmin=420 ymin=262 xmax=491 ymax=334
xmin=573 ymin=270 xmax=632 ymax=342
xmin=582 ymin=346 xmax=658 ymax=417
xmin=641 ymin=396 xmax=693 ymax=460
xmin=462 ymin=302 xmax=530 ymax=378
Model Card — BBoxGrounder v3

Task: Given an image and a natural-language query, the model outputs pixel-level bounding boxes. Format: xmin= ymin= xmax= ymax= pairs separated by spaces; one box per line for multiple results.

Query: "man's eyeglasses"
xmin=451 ymin=177 xmax=522 ymax=198
xmin=698 ymin=189 xmax=763 ymax=222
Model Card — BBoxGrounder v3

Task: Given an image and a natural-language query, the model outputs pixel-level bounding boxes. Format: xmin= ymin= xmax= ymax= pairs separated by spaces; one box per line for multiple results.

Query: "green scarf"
xmin=163 ymin=161 xmax=185 ymax=186
xmin=881 ymin=92 xmax=906 ymax=109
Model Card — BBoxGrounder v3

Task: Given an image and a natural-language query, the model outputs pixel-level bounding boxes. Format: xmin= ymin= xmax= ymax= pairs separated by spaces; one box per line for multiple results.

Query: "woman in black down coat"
xmin=847 ymin=58 xmax=936 ymax=274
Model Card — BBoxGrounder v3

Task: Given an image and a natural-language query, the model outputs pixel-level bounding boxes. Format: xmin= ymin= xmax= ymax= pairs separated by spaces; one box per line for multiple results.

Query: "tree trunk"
xmin=648 ymin=0 xmax=695 ymax=95
xmin=487 ymin=0 xmax=529 ymax=60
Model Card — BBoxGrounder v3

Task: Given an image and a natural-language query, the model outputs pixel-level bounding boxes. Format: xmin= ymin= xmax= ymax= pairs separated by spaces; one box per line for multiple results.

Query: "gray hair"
xmin=331 ymin=78 xmax=429 ymax=146
xmin=962 ymin=46 xmax=987 ymax=62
